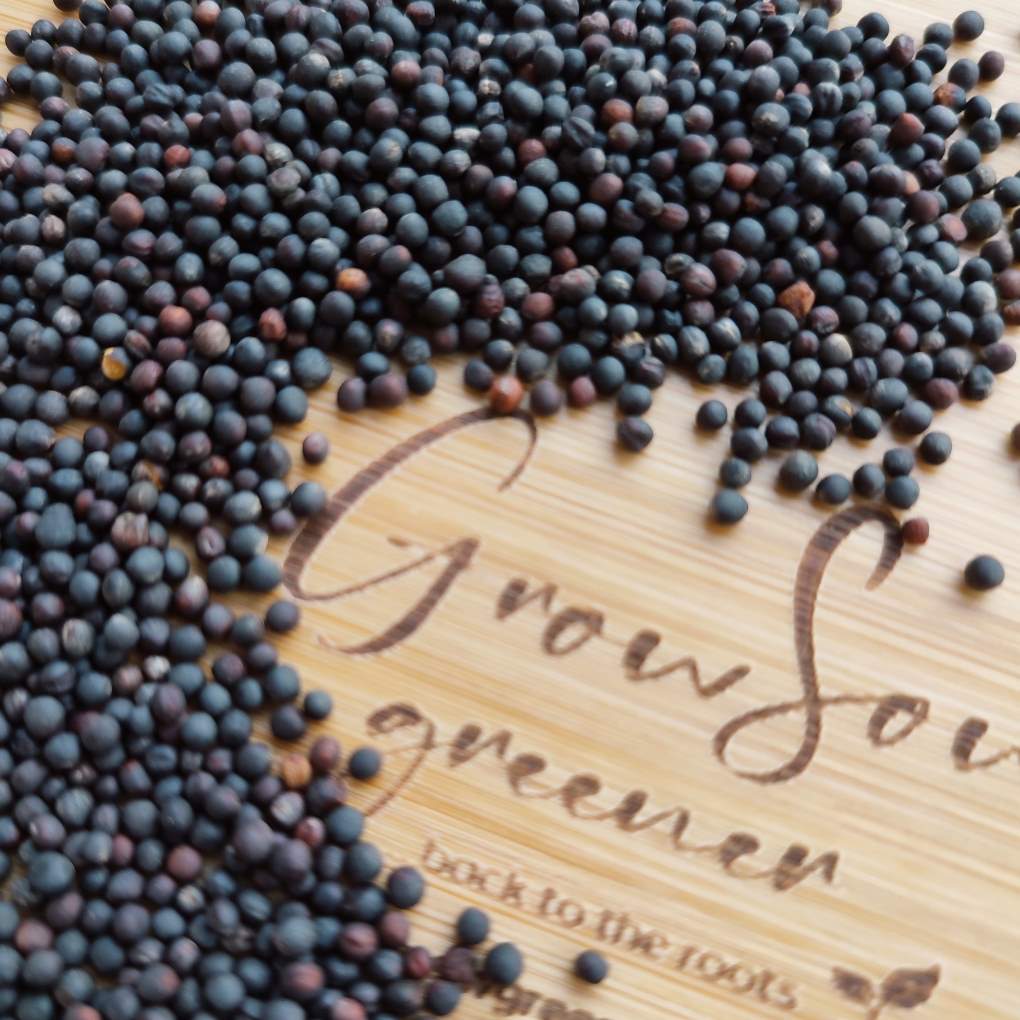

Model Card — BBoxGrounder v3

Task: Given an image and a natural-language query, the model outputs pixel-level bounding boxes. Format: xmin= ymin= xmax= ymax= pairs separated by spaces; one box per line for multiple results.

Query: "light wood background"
xmin=5 ymin=1 xmax=1020 ymax=1017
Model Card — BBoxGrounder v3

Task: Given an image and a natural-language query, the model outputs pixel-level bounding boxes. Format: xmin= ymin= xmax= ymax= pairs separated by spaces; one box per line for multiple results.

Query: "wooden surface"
xmin=5 ymin=2 xmax=1020 ymax=1017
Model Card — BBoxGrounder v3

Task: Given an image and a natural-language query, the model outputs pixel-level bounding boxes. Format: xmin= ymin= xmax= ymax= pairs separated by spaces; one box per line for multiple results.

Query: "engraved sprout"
xmin=832 ymin=964 xmax=941 ymax=1019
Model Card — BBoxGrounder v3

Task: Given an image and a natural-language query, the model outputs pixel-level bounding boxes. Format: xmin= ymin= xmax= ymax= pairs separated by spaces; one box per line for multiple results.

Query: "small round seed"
xmin=964 ymin=554 xmax=1004 ymax=591
xmin=710 ymin=490 xmax=748 ymax=525
xmin=919 ymin=432 xmax=952 ymax=465
xmin=573 ymin=950 xmax=610 ymax=985
xmin=902 ymin=518 xmax=930 ymax=545
xmin=483 ymin=943 xmax=524 ymax=986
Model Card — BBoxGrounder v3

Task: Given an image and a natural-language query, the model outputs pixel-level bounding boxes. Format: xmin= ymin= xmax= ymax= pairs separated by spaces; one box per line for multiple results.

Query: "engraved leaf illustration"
xmin=831 ymin=967 xmax=875 ymax=1005
xmin=879 ymin=965 xmax=941 ymax=1010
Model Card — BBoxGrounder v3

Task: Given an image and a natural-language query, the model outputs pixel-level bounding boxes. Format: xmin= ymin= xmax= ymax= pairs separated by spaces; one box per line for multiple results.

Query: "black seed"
xmin=964 ymin=554 xmax=1004 ymax=590
xmin=456 ymin=907 xmax=490 ymax=946
xmin=710 ymin=489 xmax=748 ymax=525
xmin=617 ymin=417 xmax=653 ymax=452
xmin=953 ymin=10 xmax=984 ymax=40
xmin=719 ymin=458 xmax=751 ymax=489
xmin=778 ymin=451 xmax=818 ymax=492
xmin=574 ymin=950 xmax=610 ymax=984
xmin=425 ymin=980 xmax=462 ymax=1016
xmin=348 ymin=746 xmax=383 ymax=781
xmin=386 ymin=867 xmax=425 ymax=909
xmin=734 ymin=399 xmax=767 ymax=428
xmin=483 ymin=943 xmax=524 ymax=986
xmin=815 ymin=474 xmax=852 ymax=505
xmin=695 ymin=400 xmax=728 ymax=431
xmin=882 ymin=448 xmax=915 ymax=477
xmin=885 ymin=475 xmax=920 ymax=509
xmin=919 ymin=432 xmax=952 ymax=465
xmin=853 ymin=464 xmax=886 ymax=499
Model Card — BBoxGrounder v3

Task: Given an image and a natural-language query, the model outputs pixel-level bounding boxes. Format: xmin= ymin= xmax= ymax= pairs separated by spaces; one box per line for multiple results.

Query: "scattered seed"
xmin=964 ymin=554 xmax=1005 ymax=590
xmin=902 ymin=518 xmax=931 ymax=545
xmin=348 ymin=747 xmax=383 ymax=782
xmin=711 ymin=490 xmax=749 ymax=525
xmin=919 ymin=432 xmax=953 ymax=465
xmin=574 ymin=950 xmax=610 ymax=985
xmin=456 ymin=908 xmax=490 ymax=947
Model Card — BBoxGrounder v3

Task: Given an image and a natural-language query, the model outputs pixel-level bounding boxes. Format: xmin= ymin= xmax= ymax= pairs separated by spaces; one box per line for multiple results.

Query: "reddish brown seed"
xmin=567 ymin=375 xmax=597 ymax=408
xmin=295 ymin=816 xmax=325 ymax=848
xmin=923 ymin=378 xmax=959 ymax=409
xmin=64 ymin=1008 xmax=101 ymax=1020
xmin=677 ymin=135 xmax=712 ymax=163
xmin=101 ymin=348 xmax=131 ymax=381
xmin=907 ymin=190 xmax=940 ymax=224
xmin=588 ymin=173 xmax=623 ymax=204
xmin=404 ymin=946 xmax=433 ymax=980
xmin=520 ymin=292 xmax=554 ymax=321
xmin=0 ymin=599 xmax=23 ymax=639
xmin=193 ymin=0 xmax=220 ymax=29
xmin=339 ymin=922 xmax=378 ymax=961
xmin=934 ymin=82 xmax=965 ymax=108
xmin=182 ymin=286 xmax=211 ymax=315
xmin=111 ymin=833 xmax=135 ymax=866
xmin=886 ymin=33 xmax=915 ymax=67
xmin=337 ymin=267 xmax=371 ymax=298
xmin=680 ymin=263 xmax=716 ymax=298
xmin=378 ymin=909 xmax=411 ymax=948
xmin=259 ymin=308 xmax=288 ymax=342
xmin=439 ymin=946 xmax=477 ymax=985
xmin=724 ymin=163 xmax=756 ymax=190
xmin=109 ymin=193 xmax=144 ymax=231
xmin=1011 ymin=423 xmax=1020 ymax=452
xmin=280 ymin=962 xmax=325 ymax=999
xmin=776 ymin=280 xmax=816 ymax=320
xmin=368 ymin=372 xmax=408 ymax=409
xmin=488 ymin=375 xmax=524 ymax=414
xmin=308 ymin=735 xmax=341 ymax=772
xmin=657 ymin=203 xmax=689 ymax=231
xmin=889 ymin=112 xmax=924 ymax=147
xmin=551 ymin=246 xmax=578 ymax=272
xmin=600 ymin=98 xmax=633 ymax=126
xmin=14 ymin=919 xmax=53 ymax=953
xmin=516 ymin=138 xmax=545 ymax=165
xmin=280 ymin=753 xmax=312 ymax=790
xmin=996 ymin=269 xmax=1020 ymax=300
xmin=390 ymin=60 xmax=422 ymax=89
xmin=158 ymin=305 xmax=192 ymax=337
xmin=166 ymin=845 xmax=202 ymax=882
xmin=902 ymin=518 xmax=930 ymax=545
xmin=1003 ymin=300 xmax=1020 ymax=326
xmin=710 ymin=249 xmax=746 ymax=286
xmin=302 ymin=432 xmax=331 ymax=465
xmin=937 ymin=214 xmax=967 ymax=244
xmin=473 ymin=282 xmax=505 ymax=319
xmin=720 ymin=137 xmax=753 ymax=162
xmin=330 ymin=999 xmax=367 ymax=1020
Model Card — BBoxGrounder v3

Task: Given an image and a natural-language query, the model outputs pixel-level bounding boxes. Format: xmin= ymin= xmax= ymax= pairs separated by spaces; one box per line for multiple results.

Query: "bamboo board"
xmin=6 ymin=0 xmax=1020 ymax=1016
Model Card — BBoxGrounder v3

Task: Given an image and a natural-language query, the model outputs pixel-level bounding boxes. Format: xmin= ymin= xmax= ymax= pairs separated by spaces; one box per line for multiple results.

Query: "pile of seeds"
xmin=0 ymin=0 xmax=1013 ymax=532
xmin=2 ymin=0 xmax=1020 ymax=1011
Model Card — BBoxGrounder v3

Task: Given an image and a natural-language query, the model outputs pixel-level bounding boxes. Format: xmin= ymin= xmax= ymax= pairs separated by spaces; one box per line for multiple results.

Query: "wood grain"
xmin=4 ymin=1 xmax=1020 ymax=1017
